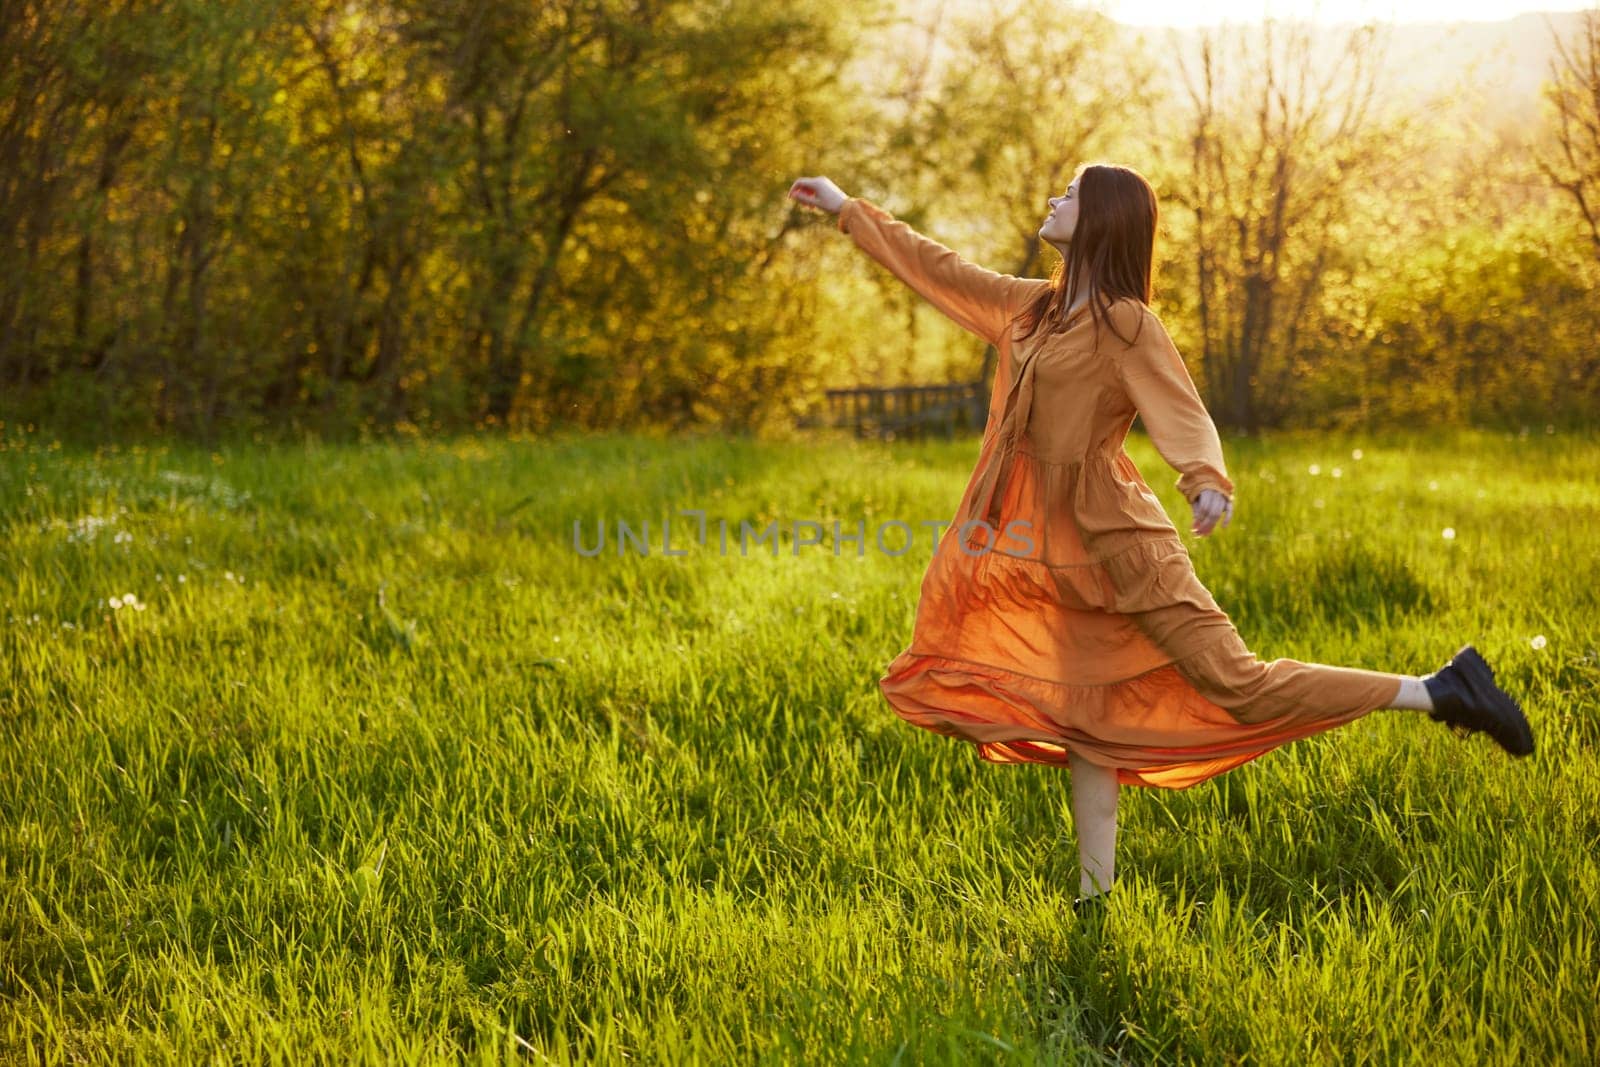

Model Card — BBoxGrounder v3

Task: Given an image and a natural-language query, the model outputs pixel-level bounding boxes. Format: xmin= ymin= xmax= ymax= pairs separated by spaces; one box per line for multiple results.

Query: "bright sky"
xmin=1092 ymin=0 xmax=1595 ymax=26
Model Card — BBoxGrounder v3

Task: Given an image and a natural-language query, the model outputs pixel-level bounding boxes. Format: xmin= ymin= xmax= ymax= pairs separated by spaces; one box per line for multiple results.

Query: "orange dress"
xmin=839 ymin=197 xmax=1404 ymax=789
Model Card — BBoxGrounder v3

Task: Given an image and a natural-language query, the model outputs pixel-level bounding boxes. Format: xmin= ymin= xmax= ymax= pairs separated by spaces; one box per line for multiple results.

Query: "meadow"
xmin=1 ymin=423 xmax=1597 ymax=1064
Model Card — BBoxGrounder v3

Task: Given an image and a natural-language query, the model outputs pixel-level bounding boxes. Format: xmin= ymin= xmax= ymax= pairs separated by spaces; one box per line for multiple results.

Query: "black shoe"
xmin=1072 ymin=883 xmax=1114 ymax=914
xmin=1423 ymin=645 xmax=1534 ymax=757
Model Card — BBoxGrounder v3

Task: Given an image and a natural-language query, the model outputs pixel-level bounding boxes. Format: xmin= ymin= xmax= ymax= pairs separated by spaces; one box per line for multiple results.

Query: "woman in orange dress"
xmin=786 ymin=166 xmax=1532 ymax=909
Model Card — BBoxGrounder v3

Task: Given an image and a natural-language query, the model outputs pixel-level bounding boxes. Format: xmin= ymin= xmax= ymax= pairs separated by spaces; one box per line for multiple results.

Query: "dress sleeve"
xmin=1110 ymin=306 xmax=1235 ymax=505
xmin=837 ymin=197 xmax=1045 ymax=348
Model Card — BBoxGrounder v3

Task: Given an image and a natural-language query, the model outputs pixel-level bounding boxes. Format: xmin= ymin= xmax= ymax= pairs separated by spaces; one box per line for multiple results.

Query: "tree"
xmin=1538 ymin=6 xmax=1600 ymax=260
xmin=1165 ymin=17 xmax=1395 ymax=431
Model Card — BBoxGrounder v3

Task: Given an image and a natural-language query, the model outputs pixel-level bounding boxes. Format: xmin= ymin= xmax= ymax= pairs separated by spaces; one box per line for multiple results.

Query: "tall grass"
xmin=1 ymin=422 xmax=1596 ymax=1063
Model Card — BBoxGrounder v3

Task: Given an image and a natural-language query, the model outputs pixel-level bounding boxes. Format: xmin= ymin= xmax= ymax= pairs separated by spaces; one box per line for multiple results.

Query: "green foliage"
xmin=0 ymin=2 xmax=1596 ymax=442
xmin=1343 ymin=215 xmax=1600 ymax=427
xmin=0 ymin=0 xmax=877 ymax=440
xmin=1 ymin=425 xmax=1598 ymax=1062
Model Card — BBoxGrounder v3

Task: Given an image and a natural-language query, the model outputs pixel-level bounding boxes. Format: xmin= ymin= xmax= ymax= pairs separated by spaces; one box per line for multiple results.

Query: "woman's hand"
xmin=788 ymin=176 xmax=848 ymax=214
xmin=1190 ymin=489 xmax=1232 ymax=537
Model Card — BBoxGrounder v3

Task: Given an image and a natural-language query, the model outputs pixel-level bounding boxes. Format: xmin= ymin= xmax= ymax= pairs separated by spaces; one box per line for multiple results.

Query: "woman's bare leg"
xmin=1388 ymin=676 xmax=1435 ymax=711
xmin=1068 ymin=750 xmax=1119 ymax=898
xmin=1062 ymin=680 xmax=1435 ymax=904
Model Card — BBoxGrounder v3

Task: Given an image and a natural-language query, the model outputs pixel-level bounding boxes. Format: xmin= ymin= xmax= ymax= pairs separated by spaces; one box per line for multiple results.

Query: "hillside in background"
xmin=1158 ymin=10 xmax=1587 ymax=127
xmin=877 ymin=5 xmax=1589 ymax=130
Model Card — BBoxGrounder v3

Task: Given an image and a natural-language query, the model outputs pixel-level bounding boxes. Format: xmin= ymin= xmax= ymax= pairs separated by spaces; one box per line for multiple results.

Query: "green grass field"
xmin=2 ymin=423 xmax=1597 ymax=1064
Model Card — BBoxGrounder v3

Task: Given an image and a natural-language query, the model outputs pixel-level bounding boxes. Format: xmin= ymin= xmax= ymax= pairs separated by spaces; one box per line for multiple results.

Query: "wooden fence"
xmin=804 ymin=381 xmax=988 ymax=440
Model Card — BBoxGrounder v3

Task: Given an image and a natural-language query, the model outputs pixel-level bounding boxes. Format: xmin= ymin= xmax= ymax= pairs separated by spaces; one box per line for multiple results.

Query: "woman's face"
xmin=1039 ymin=176 xmax=1081 ymax=251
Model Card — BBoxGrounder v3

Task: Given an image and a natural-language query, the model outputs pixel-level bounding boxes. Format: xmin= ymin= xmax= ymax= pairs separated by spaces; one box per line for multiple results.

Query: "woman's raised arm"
xmin=788 ymin=178 xmax=1043 ymax=349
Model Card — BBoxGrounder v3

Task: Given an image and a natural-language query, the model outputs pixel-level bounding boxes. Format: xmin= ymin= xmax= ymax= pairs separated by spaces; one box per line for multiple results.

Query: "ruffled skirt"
xmin=879 ymin=521 xmax=1404 ymax=790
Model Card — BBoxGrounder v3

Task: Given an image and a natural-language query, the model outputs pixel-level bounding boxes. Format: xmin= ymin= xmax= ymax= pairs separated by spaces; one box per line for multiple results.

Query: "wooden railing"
xmin=803 ymin=381 xmax=988 ymax=440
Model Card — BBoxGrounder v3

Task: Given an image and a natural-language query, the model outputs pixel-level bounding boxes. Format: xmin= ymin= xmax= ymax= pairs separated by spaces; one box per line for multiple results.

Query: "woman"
xmin=786 ymin=166 xmax=1533 ymax=911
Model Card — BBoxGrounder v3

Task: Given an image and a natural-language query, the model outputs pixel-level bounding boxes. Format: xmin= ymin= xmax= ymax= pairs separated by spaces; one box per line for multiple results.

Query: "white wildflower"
xmin=1530 ymin=634 xmax=1547 ymax=650
xmin=67 ymin=514 xmax=111 ymax=543
xmin=1442 ymin=527 xmax=1456 ymax=540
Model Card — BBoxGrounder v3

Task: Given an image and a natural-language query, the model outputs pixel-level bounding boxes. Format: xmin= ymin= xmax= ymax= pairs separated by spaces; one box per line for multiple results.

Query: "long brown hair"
xmin=1012 ymin=163 xmax=1158 ymax=349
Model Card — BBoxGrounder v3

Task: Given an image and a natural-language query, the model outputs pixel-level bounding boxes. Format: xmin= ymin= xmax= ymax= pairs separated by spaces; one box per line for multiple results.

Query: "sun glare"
xmin=1089 ymin=0 xmax=1595 ymax=27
